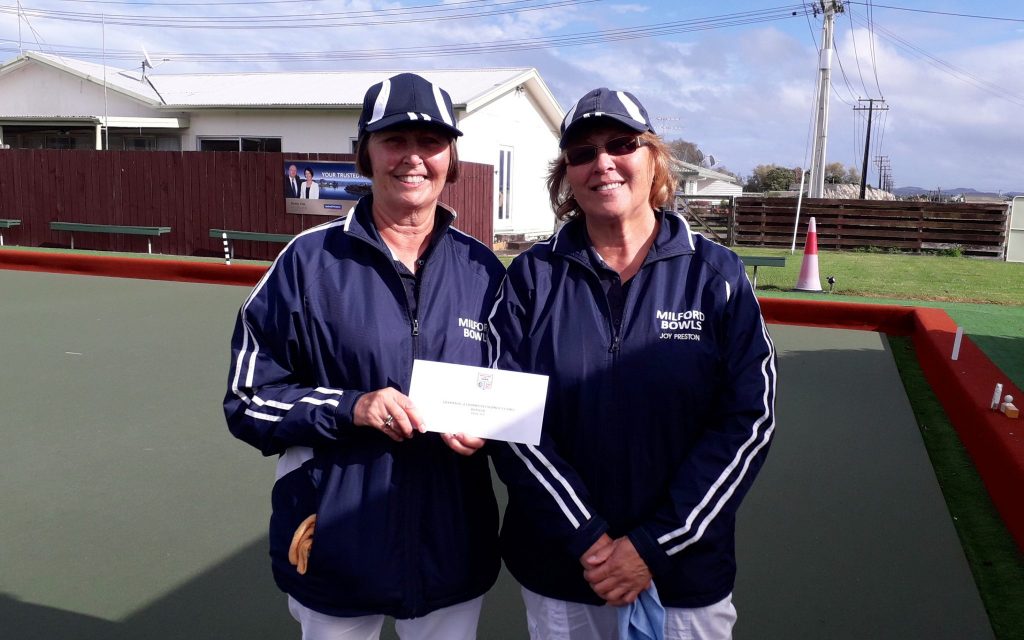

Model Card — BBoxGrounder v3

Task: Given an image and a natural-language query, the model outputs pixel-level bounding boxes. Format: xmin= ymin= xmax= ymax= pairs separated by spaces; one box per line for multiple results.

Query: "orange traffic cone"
xmin=795 ymin=217 xmax=823 ymax=292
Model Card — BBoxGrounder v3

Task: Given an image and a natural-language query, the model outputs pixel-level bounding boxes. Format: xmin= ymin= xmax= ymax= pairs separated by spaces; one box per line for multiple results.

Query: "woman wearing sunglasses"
xmin=489 ymin=88 xmax=777 ymax=640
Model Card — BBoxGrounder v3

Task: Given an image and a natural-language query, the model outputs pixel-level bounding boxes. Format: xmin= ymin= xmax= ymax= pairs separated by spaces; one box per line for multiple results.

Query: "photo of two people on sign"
xmin=284 ymin=164 xmax=319 ymax=200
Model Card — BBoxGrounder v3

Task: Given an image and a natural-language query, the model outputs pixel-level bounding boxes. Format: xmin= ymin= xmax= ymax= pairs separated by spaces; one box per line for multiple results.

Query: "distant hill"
xmin=894 ymin=186 xmax=1023 ymax=198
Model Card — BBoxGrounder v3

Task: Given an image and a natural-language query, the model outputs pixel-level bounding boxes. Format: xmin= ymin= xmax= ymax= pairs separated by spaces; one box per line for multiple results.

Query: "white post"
xmin=791 ymin=169 xmax=807 ymax=254
xmin=808 ymin=1 xmax=844 ymax=199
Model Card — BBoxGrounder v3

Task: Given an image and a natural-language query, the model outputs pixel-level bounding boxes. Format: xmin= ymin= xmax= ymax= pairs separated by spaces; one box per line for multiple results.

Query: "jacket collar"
xmin=552 ymin=209 xmax=696 ymax=267
xmin=343 ymin=194 xmax=457 ymax=254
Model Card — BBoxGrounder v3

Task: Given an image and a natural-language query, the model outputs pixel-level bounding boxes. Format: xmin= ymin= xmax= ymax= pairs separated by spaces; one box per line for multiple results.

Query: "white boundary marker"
xmin=222 ymin=232 xmax=231 ymax=266
xmin=951 ymin=326 xmax=963 ymax=360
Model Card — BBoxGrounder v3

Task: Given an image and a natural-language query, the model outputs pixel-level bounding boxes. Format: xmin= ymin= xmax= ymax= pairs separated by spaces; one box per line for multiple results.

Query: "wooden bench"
xmin=0 ymin=219 xmax=21 ymax=246
xmin=738 ymin=255 xmax=787 ymax=290
xmin=49 ymin=222 xmax=172 ymax=254
xmin=209 ymin=229 xmax=294 ymax=259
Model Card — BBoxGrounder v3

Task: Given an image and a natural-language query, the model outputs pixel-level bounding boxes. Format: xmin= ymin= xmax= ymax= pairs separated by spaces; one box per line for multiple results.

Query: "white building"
xmin=0 ymin=52 xmax=564 ymax=238
xmin=674 ymin=159 xmax=743 ymax=201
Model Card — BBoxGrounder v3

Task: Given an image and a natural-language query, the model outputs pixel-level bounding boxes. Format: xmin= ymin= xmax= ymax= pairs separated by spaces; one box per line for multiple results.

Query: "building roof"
xmin=0 ymin=51 xmax=162 ymax=104
xmin=673 ymin=159 xmax=740 ymax=185
xmin=0 ymin=52 xmax=562 ymax=128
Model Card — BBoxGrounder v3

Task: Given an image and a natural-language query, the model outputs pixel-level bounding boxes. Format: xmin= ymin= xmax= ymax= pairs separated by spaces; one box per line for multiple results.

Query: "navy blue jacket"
xmin=488 ymin=211 xmax=777 ymax=608
xmin=224 ymin=196 xmax=504 ymax=619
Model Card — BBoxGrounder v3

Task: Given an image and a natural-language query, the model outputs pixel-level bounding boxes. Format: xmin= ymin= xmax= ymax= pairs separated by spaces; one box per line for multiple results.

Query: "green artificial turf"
xmin=889 ymin=336 xmax=1024 ymax=640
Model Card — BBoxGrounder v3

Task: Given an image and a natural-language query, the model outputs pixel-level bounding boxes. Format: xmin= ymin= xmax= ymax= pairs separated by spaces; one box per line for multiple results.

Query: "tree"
xmin=824 ymin=162 xmax=861 ymax=184
xmin=744 ymin=164 xmax=798 ymax=192
xmin=667 ymin=139 xmax=704 ymax=165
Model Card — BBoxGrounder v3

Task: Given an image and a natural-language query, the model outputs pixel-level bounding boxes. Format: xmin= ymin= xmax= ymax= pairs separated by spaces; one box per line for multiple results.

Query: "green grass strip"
xmin=889 ymin=335 xmax=1024 ymax=640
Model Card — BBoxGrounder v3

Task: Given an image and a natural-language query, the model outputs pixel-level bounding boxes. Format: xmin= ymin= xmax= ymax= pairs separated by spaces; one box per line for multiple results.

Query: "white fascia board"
xmin=103 ymin=116 xmax=190 ymax=129
xmin=462 ymin=68 xmax=564 ymax=133
xmin=0 ymin=54 xmax=31 ymax=79
xmin=0 ymin=115 xmax=101 ymax=125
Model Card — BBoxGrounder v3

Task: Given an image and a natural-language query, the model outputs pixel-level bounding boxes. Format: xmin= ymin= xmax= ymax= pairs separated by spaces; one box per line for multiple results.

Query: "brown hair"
xmin=355 ymin=129 xmax=460 ymax=184
xmin=547 ymin=131 xmax=676 ymax=221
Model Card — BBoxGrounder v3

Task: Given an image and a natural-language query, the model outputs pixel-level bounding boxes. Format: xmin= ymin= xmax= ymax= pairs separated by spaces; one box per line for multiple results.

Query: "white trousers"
xmin=521 ymin=587 xmax=736 ymax=640
xmin=287 ymin=595 xmax=484 ymax=640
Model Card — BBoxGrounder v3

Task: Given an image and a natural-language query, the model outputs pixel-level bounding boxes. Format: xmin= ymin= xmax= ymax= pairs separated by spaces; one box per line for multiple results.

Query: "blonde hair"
xmin=547 ymin=131 xmax=676 ymax=221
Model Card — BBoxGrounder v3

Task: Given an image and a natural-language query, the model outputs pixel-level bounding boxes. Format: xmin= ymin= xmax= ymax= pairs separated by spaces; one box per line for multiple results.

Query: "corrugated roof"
xmin=27 ymin=52 xmax=162 ymax=104
xmin=6 ymin=54 xmax=558 ymax=124
xmin=152 ymin=68 xmax=532 ymax=107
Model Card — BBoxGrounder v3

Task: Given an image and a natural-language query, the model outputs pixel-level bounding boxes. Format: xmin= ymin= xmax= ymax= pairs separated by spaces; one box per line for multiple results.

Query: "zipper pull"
xmin=412 ymin=318 xmax=420 ymax=336
xmin=609 ymin=334 xmax=621 ymax=353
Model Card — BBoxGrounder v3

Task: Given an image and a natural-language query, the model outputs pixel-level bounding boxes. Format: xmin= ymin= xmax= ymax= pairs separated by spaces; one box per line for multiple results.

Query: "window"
xmin=199 ymin=136 xmax=281 ymax=152
xmin=497 ymin=147 xmax=513 ymax=221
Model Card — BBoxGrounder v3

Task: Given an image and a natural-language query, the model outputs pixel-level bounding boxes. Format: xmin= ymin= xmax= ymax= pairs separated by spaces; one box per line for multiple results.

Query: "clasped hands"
xmin=353 ymin=387 xmax=484 ymax=455
xmin=580 ymin=533 xmax=653 ymax=607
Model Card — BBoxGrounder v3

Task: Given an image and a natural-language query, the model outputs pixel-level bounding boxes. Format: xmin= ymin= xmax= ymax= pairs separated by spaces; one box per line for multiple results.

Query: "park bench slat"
xmin=209 ymin=229 xmax=295 ymax=244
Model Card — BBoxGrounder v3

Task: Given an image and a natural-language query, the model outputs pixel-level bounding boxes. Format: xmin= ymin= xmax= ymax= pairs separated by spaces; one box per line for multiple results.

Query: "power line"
xmin=0 ymin=0 xmax=604 ymax=27
xmin=0 ymin=6 xmax=811 ymax=58
xmin=847 ymin=2 xmax=1024 ymax=24
xmin=832 ymin=46 xmax=860 ymax=102
xmin=845 ymin=5 xmax=871 ymax=97
xmin=849 ymin=12 xmax=1024 ymax=108
xmin=16 ymin=0 xmax=498 ymax=6
xmin=864 ymin=0 xmax=884 ymax=98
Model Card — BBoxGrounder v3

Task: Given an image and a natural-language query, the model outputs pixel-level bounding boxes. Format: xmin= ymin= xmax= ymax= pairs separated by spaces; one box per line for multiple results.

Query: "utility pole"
xmin=17 ymin=0 xmax=23 ymax=54
xmin=874 ymin=155 xmax=892 ymax=191
xmin=808 ymin=1 xmax=844 ymax=199
xmin=855 ymin=98 xmax=889 ymax=198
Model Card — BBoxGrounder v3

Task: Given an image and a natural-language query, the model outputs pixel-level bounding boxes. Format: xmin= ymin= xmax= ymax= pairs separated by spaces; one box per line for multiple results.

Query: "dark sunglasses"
xmin=564 ymin=136 xmax=646 ymax=167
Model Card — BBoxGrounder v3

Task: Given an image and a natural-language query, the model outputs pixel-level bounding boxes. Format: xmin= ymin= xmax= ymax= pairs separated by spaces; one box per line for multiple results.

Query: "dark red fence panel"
xmin=0 ymin=149 xmax=494 ymax=260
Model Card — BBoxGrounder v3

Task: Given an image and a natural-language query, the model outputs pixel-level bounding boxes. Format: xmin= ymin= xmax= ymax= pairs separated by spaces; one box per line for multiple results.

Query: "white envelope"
xmin=408 ymin=359 xmax=549 ymax=445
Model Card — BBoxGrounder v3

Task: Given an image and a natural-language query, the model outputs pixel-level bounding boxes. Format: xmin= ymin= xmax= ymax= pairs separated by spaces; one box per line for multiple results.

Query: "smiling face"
xmin=366 ymin=124 xmax=452 ymax=216
xmin=564 ymin=123 xmax=656 ymax=224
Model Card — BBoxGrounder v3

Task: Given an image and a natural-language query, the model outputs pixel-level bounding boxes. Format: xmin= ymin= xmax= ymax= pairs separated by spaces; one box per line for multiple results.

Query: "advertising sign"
xmin=283 ymin=161 xmax=372 ymax=217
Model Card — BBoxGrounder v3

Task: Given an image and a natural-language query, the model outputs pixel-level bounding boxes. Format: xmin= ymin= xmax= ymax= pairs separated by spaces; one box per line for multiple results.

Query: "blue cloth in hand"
xmin=617 ymin=583 xmax=665 ymax=640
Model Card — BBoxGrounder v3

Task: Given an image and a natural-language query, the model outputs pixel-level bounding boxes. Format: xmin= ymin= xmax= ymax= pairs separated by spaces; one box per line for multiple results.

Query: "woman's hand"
xmin=580 ymin=533 xmax=615 ymax=569
xmin=441 ymin=433 xmax=486 ymax=456
xmin=353 ymin=388 xmax=423 ymax=441
xmin=582 ymin=537 xmax=652 ymax=606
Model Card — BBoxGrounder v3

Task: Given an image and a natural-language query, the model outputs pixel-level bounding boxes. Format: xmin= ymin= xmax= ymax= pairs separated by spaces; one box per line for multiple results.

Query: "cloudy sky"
xmin=1 ymin=0 xmax=1021 ymax=191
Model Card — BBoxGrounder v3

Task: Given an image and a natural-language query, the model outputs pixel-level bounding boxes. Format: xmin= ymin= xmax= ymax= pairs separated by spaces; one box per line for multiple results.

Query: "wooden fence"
xmin=674 ymin=195 xmax=734 ymax=245
xmin=0 ymin=149 xmax=493 ymax=261
xmin=734 ymin=197 xmax=1009 ymax=257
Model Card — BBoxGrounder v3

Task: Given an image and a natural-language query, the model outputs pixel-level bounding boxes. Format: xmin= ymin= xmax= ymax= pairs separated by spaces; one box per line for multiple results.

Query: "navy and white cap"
xmin=358 ymin=73 xmax=462 ymax=139
xmin=559 ymin=87 xmax=654 ymax=148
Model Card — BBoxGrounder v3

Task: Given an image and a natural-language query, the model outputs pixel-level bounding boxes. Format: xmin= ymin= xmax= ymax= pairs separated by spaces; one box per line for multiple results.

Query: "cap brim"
xmin=363 ymin=113 xmax=463 ymax=137
xmin=560 ymin=114 xmax=651 ymax=148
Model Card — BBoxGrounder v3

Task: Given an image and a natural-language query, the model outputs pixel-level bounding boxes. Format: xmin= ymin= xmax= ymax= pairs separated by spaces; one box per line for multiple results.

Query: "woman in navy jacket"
xmin=225 ymin=73 xmax=503 ymax=640
xmin=488 ymin=88 xmax=777 ymax=639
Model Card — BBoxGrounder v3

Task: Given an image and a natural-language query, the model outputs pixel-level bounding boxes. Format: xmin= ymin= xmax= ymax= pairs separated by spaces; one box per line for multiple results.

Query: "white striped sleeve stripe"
xmin=656 ymin=315 xmax=777 ymax=554
xmin=315 ymin=387 xmax=344 ymax=396
xmin=252 ymin=395 xmax=294 ymax=410
xmin=230 ymin=219 xmax=349 ymax=411
xmin=486 ymin=278 xmax=508 ymax=369
xmin=245 ymin=408 xmax=284 ymax=423
xmin=666 ymin=422 xmax=775 ymax=555
xmin=509 ymin=443 xmax=582 ymax=529
xmin=299 ymin=397 xmax=340 ymax=408
xmin=523 ymin=444 xmax=592 ymax=521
